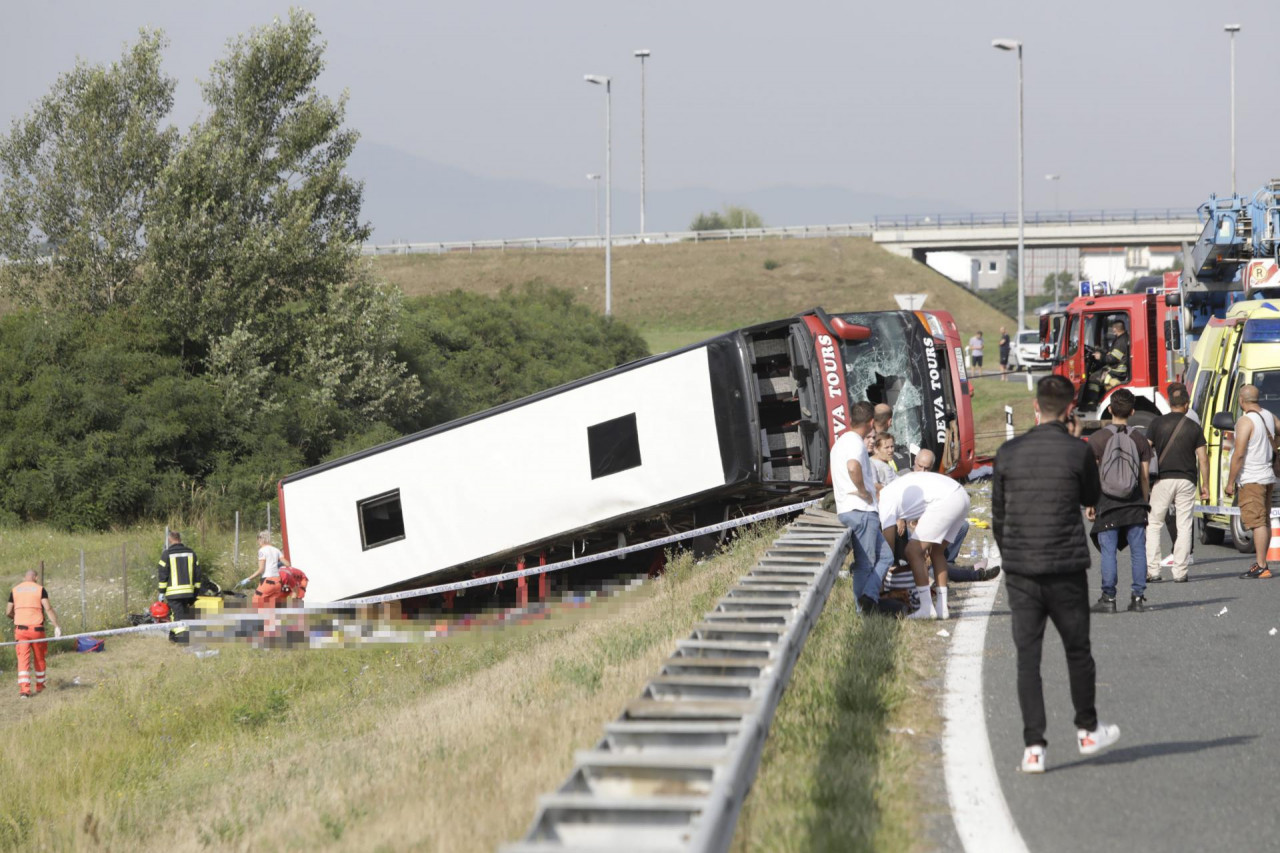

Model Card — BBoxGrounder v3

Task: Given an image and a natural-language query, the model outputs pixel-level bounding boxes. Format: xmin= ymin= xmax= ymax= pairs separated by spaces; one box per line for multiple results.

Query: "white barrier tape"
xmin=0 ymin=499 xmax=822 ymax=644
xmin=1194 ymin=504 xmax=1280 ymax=518
xmin=0 ymin=621 xmax=173 ymax=648
xmin=321 ymin=499 xmax=822 ymax=608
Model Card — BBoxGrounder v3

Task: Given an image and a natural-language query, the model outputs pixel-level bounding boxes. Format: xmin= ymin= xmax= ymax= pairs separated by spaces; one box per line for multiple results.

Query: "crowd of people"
xmin=831 ymin=400 xmax=992 ymax=621
xmin=832 ymin=373 xmax=1259 ymax=772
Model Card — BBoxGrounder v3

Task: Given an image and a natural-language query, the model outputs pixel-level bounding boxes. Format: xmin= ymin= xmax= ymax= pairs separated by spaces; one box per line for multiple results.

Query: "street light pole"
xmin=993 ymin=38 xmax=1025 ymax=334
xmin=587 ymin=173 xmax=601 ymax=237
xmin=1225 ymin=24 xmax=1240 ymax=195
xmin=585 ymin=75 xmax=612 ymax=316
xmin=634 ymin=50 xmax=650 ymax=236
xmin=1046 ymin=173 xmax=1061 ymax=306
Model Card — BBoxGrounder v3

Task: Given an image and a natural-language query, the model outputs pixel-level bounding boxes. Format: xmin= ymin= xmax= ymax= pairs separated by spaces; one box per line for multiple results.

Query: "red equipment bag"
xmin=278 ymin=567 xmax=308 ymax=601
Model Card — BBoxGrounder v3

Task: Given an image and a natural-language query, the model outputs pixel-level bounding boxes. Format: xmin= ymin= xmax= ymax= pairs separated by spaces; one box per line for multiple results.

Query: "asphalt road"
xmin=983 ymin=528 xmax=1280 ymax=852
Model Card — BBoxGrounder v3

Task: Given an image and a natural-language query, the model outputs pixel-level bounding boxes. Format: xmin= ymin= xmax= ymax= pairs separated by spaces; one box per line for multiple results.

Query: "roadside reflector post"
xmin=1026 ymin=370 xmax=1034 ymax=391
xmin=80 ymin=549 xmax=86 ymax=633
xmin=122 ymin=543 xmax=128 ymax=618
xmin=1005 ymin=405 xmax=1015 ymax=442
xmin=516 ymin=556 xmax=528 ymax=608
xmin=538 ymin=552 xmax=548 ymax=601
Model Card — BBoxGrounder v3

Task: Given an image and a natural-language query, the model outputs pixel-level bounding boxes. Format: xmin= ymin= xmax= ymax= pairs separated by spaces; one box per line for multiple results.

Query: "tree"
xmin=689 ymin=205 xmax=764 ymax=231
xmin=689 ymin=210 xmax=727 ymax=231
xmin=0 ymin=30 xmax=177 ymax=313
xmin=141 ymin=11 xmax=422 ymax=460
xmin=722 ymin=205 xmax=763 ymax=229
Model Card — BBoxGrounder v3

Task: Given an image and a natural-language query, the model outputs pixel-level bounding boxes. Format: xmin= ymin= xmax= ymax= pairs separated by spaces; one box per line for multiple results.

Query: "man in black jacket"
xmin=157 ymin=531 xmax=200 ymax=644
xmin=993 ymin=375 xmax=1120 ymax=773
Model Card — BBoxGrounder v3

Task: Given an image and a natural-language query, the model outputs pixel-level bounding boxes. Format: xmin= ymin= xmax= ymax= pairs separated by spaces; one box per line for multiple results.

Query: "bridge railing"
xmin=361 ymin=208 xmax=1204 ymax=256
xmin=871 ymin=208 xmax=1200 ymax=230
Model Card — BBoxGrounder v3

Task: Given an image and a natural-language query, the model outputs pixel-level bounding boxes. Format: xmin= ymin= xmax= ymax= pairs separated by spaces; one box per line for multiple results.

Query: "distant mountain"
xmin=346 ymin=142 xmax=961 ymax=245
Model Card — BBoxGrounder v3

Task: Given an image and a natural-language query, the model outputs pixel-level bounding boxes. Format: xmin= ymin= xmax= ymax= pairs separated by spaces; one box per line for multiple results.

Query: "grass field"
xmin=374 ymin=237 xmax=1014 ymax=352
xmin=732 ymin=584 xmax=944 ymax=853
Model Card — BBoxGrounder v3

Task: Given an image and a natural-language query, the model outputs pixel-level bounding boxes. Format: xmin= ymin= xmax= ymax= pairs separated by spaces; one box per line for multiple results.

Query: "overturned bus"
xmin=279 ymin=307 xmax=975 ymax=603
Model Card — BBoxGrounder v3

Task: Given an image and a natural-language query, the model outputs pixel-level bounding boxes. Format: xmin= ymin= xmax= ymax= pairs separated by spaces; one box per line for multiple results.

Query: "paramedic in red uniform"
xmin=6 ymin=570 xmax=62 ymax=697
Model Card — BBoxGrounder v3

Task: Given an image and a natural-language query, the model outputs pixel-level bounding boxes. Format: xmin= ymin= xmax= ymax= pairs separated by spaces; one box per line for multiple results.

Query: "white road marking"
xmin=942 ymin=578 xmax=1029 ymax=853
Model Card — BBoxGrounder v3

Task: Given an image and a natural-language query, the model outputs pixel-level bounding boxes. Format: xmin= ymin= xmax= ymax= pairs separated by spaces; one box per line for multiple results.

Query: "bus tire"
xmin=1198 ymin=518 xmax=1225 ymax=546
xmin=1231 ymin=513 xmax=1254 ymax=553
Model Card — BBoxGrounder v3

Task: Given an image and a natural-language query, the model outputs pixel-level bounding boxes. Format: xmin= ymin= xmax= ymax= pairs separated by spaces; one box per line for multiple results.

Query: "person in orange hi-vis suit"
xmin=6 ymin=570 xmax=62 ymax=698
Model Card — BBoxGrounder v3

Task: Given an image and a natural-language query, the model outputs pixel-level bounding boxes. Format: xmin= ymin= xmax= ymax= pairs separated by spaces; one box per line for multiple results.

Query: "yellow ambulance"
xmin=1190 ymin=298 xmax=1280 ymax=550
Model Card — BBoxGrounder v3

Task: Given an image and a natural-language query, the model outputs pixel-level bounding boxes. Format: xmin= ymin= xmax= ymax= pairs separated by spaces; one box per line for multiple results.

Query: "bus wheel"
xmin=1198 ymin=518 xmax=1225 ymax=546
xmin=1230 ymin=513 xmax=1254 ymax=553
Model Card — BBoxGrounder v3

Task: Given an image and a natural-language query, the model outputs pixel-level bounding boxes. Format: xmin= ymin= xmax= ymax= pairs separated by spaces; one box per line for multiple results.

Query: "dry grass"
xmin=731 ymin=584 xmax=945 ymax=853
xmin=374 ymin=238 xmax=1013 ymax=350
xmin=0 ymin=524 xmax=780 ymax=851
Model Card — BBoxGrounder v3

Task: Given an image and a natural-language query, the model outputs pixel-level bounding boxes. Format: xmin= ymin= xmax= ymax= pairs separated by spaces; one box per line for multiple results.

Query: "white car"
xmin=1010 ymin=330 xmax=1051 ymax=371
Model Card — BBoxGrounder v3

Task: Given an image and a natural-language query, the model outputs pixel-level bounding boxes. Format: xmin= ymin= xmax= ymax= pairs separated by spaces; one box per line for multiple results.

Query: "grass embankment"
xmin=0 ymin=523 xmax=801 ymax=852
xmin=374 ymin=238 xmax=1013 ymax=352
xmin=967 ymin=373 xmax=1039 ymax=457
xmin=732 ymin=584 xmax=944 ymax=853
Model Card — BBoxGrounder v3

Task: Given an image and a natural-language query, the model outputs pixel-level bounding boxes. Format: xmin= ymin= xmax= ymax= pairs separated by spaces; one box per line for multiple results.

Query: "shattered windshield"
xmin=835 ymin=312 xmax=938 ymax=455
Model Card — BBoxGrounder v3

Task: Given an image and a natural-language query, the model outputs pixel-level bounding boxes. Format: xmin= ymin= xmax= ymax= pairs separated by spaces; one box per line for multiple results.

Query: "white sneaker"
xmin=1019 ymin=745 xmax=1046 ymax=773
xmin=1077 ymin=722 xmax=1121 ymax=755
xmin=1161 ymin=555 xmax=1194 ymax=568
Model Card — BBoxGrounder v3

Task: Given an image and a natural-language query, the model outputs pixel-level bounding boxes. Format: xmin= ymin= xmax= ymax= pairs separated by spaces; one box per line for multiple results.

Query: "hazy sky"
xmin=3 ymin=0 xmax=1276 ymax=212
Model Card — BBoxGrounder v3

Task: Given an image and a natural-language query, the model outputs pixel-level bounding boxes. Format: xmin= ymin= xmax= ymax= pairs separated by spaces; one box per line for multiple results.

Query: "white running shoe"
xmin=1019 ymin=745 xmax=1046 ymax=773
xmin=1077 ymin=722 xmax=1121 ymax=755
xmin=1161 ymin=555 xmax=1194 ymax=568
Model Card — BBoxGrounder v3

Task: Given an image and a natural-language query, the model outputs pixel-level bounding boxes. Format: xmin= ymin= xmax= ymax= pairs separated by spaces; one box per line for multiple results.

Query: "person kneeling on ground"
xmin=878 ymin=471 xmax=970 ymax=619
xmin=1087 ymin=388 xmax=1152 ymax=613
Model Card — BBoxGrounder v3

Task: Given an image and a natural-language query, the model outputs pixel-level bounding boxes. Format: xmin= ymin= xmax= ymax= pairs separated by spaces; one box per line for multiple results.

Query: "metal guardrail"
xmin=502 ymin=507 xmax=852 ymax=853
xmin=361 ymin=208 xmax=1202 ymax=256
xmin=361 ymin=223 xmax=874 ymax=255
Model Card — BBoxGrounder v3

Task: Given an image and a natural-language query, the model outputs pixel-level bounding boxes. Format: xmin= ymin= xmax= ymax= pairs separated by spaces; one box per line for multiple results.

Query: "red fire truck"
xmin=1039 ymin=280 xmax=1185 ymax=431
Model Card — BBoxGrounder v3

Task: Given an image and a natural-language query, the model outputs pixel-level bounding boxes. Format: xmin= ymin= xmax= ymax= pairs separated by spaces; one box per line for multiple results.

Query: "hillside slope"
xmin=375 ymin=237 xmax=1014 ymax=350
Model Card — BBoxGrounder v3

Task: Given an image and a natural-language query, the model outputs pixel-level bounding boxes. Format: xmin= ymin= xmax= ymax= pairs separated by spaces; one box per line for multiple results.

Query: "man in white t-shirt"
xmin=879 ymin=471 xmax=970 ymax=619
xmin=240 ymin=530 xmax=291 ymax=608
xmin=832 ymin=401 xmax=892 ymax=612
xmin=1225 ymin=383 xmax=1278 ymax=578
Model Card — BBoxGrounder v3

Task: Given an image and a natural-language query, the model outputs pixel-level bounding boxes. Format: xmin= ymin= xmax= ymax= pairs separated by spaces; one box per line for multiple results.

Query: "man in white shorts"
xmin=879 ymin=471 xmax=971 ymax=619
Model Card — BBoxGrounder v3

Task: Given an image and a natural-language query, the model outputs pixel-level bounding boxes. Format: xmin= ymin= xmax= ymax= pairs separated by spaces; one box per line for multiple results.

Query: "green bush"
xmin=763 ymin=258 xmax=780 ymax=271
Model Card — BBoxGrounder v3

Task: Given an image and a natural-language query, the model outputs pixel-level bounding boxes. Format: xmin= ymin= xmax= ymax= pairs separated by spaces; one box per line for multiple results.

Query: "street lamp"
xmin=585 ymin=74 xmax=612 ymax=316
xmin=993 ymin=38 xmax=1025 ymax=334
xmin=587 ymin=173 xmax=601 ymax=237
xmin=634 ymin=49 xmax=650 ymax=236
xmin=1225 ymin=24 xmax=1240 ymax=195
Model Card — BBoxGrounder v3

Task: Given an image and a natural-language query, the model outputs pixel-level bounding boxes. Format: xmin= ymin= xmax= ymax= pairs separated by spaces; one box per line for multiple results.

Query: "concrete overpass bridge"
xmin=871 ymin=209 xmax=1203 ymax=261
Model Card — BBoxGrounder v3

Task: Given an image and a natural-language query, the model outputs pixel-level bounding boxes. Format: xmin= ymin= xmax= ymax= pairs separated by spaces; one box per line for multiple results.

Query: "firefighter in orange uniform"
xmin=6 ymin=570 xmax=62 ymax=698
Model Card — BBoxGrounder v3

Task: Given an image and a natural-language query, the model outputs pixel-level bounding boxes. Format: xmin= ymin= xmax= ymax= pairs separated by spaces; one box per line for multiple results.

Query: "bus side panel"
xmin=285 ymin=346 xmax=731 ymax=603
xmin=706 ymin=336 xmax=759 ymax=487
